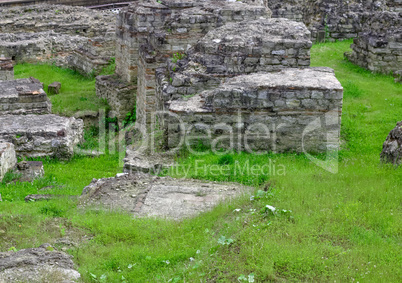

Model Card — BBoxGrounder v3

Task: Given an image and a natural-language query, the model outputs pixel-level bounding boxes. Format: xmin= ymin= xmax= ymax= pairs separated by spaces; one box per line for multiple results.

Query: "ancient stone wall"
xmin=0 ymin=4 xmax=116 ymax=75
xmin=0 ymin=77 xmax=51 ymax=115
xmin=165 ymin=67 xmax=342 ymax=153
xmin=0 ymin=0 xmax=125 ymax=7
xmin=345 ymin=12 xmax=402 ymax=75
xmin=114 ymin=0 xmax=270 ymax=128
xmin=0 ymin=58 xmax=14 ymax=81
xmin=0 ymin=114 xmax=84 ymax=159
xmin=96 ymin=75 xmax=137 ymax=122
xmin=0 ymin=142 xmax=17 ymax=182
xmin=266 ymin=0 xmax=398 ymax=41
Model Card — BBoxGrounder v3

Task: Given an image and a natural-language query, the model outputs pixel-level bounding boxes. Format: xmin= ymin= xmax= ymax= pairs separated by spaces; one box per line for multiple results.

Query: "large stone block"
xmin=0 ymin=114 xmax=84 ymax=159
xmin=381 ymin=121 xmax=402 ymax=166
xmin=0 ymin=142 xmax=17 ymax=182
xmin=167 ymin=68 xmax=343 ymax=153
xmin=0 ymin=57 xmax=13 ymax=81
xmin=0 ymin=77 xmax=51 ymax=115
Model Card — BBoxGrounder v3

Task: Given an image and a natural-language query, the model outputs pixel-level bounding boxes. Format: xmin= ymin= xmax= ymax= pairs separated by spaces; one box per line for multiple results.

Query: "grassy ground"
xmin=14 ymin=63 xmax=114 ymax=116
xmin=1 ymin=41 xmax=401 ymax=282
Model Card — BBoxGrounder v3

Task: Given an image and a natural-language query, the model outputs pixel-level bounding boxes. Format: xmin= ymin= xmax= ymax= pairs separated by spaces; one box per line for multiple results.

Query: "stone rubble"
xmin=381 ymin=121 xmax=402 ymax=166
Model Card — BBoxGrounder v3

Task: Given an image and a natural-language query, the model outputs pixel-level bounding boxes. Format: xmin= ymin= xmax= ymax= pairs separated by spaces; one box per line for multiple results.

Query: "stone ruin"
xmin=345 ymin=11 xmax=402 ymax=77
xmin=0 ymin=4 xmax=116 ymax=77
xmin=0 ymin=142 xmax=17 ymax=182
xmin=0 ymin=114 xmax=83 ymax=159
xmin=0 ymin=77 xmax=51 ymax=115
xmin=97 ymin=0 xmax=343 ymax=173
xmin=80 ymin=172 xmax=251 ymax=220
xmin=0 ymin=57 xmax=13 ymax=81
xmin=266 ymin=0 xmax=401 ymax=42
xmin=0 ymin=244 xmax=80 ymax=283
xmin=381 ymin=121 xmax=402 ymax=166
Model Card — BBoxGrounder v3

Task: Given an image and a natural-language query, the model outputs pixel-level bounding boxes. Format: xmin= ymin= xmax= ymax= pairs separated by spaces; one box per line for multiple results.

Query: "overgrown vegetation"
xmin=1 ymin=40 xmax=401 ymax=282
xmin=14 ymin=61 xmax=115 ymax=116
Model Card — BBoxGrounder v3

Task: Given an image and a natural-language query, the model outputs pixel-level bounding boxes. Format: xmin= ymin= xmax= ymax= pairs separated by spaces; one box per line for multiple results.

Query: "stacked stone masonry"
xmin=0 ymin=77 xmax=51 ymax=115
xmin=166 ymin=68 xmax=343 ymax=153
xmin=0 ymin=142 xmax=17 ymax=182
xmin=0 ymin=57 xmax=14 ymax=81
xmin=266 ymin=0 xmax=401 ymax=41
xmin=96 ymin=75 xmax=137 ymax=122
xmin=0 ymin=114 xmax=84 ymax=159
xmin=345 ymin=11 xmax=402 ymax=75
xmin=0 ymin=5 xmax=116 ymax=75
xmin=115 ymin=0 xmax=271 ymax=127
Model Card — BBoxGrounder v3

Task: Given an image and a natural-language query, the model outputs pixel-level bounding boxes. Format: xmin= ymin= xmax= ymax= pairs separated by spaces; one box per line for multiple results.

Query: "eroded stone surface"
xmin=0 ymin=5 xmax=116 ymax=75
xmin=345 ymin=11 xmax=402 ymax=75
xmin=381 ymin=121 xmax=402 ymax=166
xmin=0 ymin=114 xmax=83 ymax=159
xmin=123 ymin=148 xmax=175 ymax=174
xmin=0 ymin=142 xmax=17 ymax=182
xmin=0 ymin=57 xmax=13 ymax=81
xmin=0 ymin=244 xmax=80 ymax=283
xmin=16 ymin=161 xmax=44 ymax=182
xmin=166 ymin=68 xmax=343 ymax=153
xmin=0 ymin=77 xmax=51 ymax=115
xmin=80 ymin=173 xmax=251 ymax=220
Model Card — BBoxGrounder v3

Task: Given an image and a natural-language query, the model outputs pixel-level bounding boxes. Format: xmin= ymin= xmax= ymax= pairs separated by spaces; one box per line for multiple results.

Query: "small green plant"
xmin=171 ymin=52 xmax=185 ymax=63
xmin=122 ymin=107 xmax=136 ymax=128
xmin=217 ymin=154 xmax=234 ymax=165
xmin=55 ymin=9 xmax=60 ymax=14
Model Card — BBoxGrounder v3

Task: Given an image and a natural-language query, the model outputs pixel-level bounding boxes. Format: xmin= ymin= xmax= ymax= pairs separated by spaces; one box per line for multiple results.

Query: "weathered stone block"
xmin=0 ymin=114 xmax=84 ymax=159
xmin=381 ymin=121 xmax=402 ymax=166
xmin=0 ymin=77 xmax=51 ymax=115
xmin=167 ymin=68 xmax=343 ymax=153
xmin=0 ymin=57 xmax=13 ymax=81
xmin=48 ymin=82 xmax=61 ymax=95
xmin=0 ymin=142 xmax=17 ymax=182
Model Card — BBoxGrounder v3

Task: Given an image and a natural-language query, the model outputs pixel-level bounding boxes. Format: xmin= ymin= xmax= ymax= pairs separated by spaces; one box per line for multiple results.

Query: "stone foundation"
xmin=0 ymin=114 xmax=84 ymax=159
xmin=0 ymin=4 xmax=116 ymax=75
xmin=0 ymin=57 xmax=13 ymax=81
xmin=0 ymin=142 xmax=17 ymax=182
xmin=345 ymin=12 xmax=402 ymax=75
xmin=0 ymin=77 xmax=51 ymax=115
xmin=95 ymin=75 xmax=137 ymax=122
xmin=166 ymin=68 xmax=343 ymax=153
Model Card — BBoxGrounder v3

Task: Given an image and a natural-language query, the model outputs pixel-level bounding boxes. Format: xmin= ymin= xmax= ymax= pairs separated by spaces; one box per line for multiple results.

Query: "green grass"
xmin=14 ymin=63 xmax=113 ymax=116
xmin=1 ymin=41 xmax=401 ymax=282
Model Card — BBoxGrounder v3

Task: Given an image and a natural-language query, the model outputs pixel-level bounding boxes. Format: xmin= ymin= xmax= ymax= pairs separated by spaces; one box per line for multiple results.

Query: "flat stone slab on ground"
xmin=0 ymin=142 xmax=17 ymax=182
xmin=80 ymin=173 xmax=252 ymax=220
xmin=0 ymin=77 xmax=51 ymax=115
xmin=0 ymin=244 xmax=80 ymax=283
xmin=0 ymin=114 xmax=83 ymax=159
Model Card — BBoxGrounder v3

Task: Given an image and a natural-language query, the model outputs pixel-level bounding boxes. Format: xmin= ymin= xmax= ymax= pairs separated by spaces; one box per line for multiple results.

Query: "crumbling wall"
xmin=114 ymin=0 xmax=270 ymax=128
xmin=0 ymin=77 xmax=51 ymax=115
xmin=345 ymin=12 xmax=402 ymax=75
xmin=96 ymin=75 xmax=137 ymax=122
xmin=0 ymin=4 xmax=116 ymax=75
xmin=0 ymin=58 xmax=14 ymax=81
xmin=266 ymin=0 xmax=395 ymax=41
